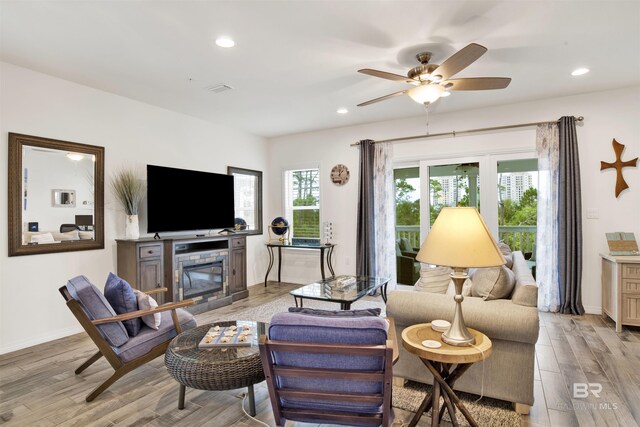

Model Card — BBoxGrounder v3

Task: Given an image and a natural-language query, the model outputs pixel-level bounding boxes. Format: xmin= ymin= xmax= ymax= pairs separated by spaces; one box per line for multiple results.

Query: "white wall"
xmin=268 ymin=86 xmax=640 ymax=315
xmin=0 ymin=62 xmax=269 ymax=354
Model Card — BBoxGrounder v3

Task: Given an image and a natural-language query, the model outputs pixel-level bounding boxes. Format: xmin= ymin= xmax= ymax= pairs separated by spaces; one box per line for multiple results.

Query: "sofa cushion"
xmin=415 ymin=266 xmax=452 ymax=294
xmin=288 ymin=307 xmax=381 ymax=317
xmin=268 ymin=312 xmax=388 ymax=414
xmin=114 ymin=308 xmax=196 ymax=363
xmin=66 ymin=275 xmax=129 ymax=347
xmin=104 ymin=273 xmax=142 ymax=337
xmin=470 ymin=265 xmax=516 ymax=300
xmin=135 ymin=290 xmax=161 ymax=330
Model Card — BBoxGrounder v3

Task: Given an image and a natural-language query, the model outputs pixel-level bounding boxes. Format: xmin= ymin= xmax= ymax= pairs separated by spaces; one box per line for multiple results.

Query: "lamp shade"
xmin=416 ymin=207 xmax=506 ymax=268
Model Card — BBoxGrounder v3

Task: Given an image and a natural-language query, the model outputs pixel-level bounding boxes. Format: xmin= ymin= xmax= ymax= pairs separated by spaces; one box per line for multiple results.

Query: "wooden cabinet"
xmin=117 ymin=235 xmax=248 ymax=308
xmin=116 ymin=241 xmax=165 ymax=304
xmin=601 ymin=254 xmax=640 ymax=332
xmin=229 ymin=236 xmax=248 ymax=301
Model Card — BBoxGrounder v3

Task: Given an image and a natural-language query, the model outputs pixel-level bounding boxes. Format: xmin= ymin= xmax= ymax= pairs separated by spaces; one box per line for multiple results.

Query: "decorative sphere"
xmin=234 ymin=217 xmax=247 ymax=231
xmin=271 ymin=217 xmax=289 ymax=235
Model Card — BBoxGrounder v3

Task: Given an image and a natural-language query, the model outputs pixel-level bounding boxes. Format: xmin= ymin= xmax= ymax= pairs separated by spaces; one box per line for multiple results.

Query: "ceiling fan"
xmin=357 ymin=43 xmax=511 ymax=107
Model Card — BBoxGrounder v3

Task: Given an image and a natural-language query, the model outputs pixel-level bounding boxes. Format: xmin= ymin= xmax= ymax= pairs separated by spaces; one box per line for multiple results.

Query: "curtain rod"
xmin=350 ymin=116 xmax=584 ymax=146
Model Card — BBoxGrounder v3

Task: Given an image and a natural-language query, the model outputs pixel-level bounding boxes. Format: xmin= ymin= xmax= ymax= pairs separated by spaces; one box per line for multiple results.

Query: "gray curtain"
xmin=558 ymin=116 xmax=584 ymax=315
xmin=357 ymin=140 xmax=375 ymax=277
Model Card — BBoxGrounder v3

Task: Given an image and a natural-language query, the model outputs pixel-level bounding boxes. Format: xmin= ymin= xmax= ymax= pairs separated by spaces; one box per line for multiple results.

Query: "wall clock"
xmin=330 ymin=164 xmax=350 ymax=185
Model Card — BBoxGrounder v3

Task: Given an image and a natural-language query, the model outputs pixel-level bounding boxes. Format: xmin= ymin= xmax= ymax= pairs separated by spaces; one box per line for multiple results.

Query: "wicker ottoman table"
xmin=165 ymin=320 xmax=267 ymax=415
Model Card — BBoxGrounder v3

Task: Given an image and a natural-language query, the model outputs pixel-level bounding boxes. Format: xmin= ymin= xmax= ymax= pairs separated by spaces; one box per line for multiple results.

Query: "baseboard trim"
xmin=0 ymin=326 xmax=84 ymax=355
xmin=584 ymin=305 xmax=602 ymax=315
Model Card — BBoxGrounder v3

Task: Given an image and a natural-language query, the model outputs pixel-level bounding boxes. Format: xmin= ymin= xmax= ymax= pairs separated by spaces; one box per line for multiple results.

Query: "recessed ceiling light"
xmin=571 ymin=68 xmax=589 ymax=76
xmin=215 ymin=37 xmax=235 ymax=48
xmin=440 ymin=91 xmax=451 ymax=97
xmin=337 ymin=108 xmax=349 ymax=114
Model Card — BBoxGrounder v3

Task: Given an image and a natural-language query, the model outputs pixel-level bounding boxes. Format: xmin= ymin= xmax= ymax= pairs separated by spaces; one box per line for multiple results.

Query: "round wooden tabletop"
xmin=402 ymin=323 xmax=492 ymax=364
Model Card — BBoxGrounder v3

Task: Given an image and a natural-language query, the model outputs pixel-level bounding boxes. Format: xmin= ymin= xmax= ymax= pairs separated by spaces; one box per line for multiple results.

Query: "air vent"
xmin=205 ymin=84 xmax=233 ymax=93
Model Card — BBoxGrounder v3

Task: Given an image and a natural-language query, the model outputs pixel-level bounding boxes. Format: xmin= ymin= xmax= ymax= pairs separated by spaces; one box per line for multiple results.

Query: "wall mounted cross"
xmin=600 ymin=138 xmax=638 ymax=197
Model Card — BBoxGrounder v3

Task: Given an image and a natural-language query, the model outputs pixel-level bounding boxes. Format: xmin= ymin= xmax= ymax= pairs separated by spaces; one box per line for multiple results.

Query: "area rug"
xmin=230 ymin=293 xmax=387 ymax=323
xmin=393 ymin=381 xmax=521 ymax=426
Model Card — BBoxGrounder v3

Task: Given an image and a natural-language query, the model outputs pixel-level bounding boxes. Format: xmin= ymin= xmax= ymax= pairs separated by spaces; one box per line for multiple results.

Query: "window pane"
xmin=394 ymin=167 xmax=420 ymax=250
xmin=285 ymin=168 xmax=320 ymax=239
xmin=429 ymin=163 xmax=480 ymax=226
xmin=293 ymin=209 xmax=320 ymax=238
xmin=497 ymin=159 xmax=538 ymax=254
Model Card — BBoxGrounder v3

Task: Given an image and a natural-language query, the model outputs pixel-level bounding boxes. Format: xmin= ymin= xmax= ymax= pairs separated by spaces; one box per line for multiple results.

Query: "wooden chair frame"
xmin=259 ymin=320 xmax=396 ymax=427
xmin=59 ymin=286 xmax=195 ymax=402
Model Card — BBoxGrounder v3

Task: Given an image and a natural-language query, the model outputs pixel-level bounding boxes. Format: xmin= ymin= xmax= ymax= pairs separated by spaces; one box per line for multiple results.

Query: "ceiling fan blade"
xmin=358 ymin=69 xmax=415 ymax=83
xmin=357 ymin=90 xmax=408 ymax=107
xmin=431 ymin=43 xmax=488 ymax=81
xmin=445 ymin=77 xmax=511 ymax=90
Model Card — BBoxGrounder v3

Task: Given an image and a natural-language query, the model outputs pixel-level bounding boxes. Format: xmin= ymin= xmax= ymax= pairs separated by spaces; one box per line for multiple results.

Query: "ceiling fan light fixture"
xmin=431 ymin=74 xmax=444 ymax=82
xmin=440 ymin=91 xmax=451 ymax=97
xmin=408 ymin=84 xmax=444 ymax=105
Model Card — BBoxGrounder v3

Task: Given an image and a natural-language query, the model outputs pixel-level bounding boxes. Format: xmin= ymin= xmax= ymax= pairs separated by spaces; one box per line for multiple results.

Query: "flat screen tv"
xmin=147 ymin=164 xmax=235 ymax=233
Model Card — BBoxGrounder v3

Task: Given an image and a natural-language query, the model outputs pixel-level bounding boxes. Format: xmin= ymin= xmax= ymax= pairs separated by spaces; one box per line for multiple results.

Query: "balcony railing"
xmin=395 ymin=225 xmax=420 ymax=250
xmin=395 ymin=224 xmax=537 ymax=255
xmin=498 ymin=225 xmax=536 ymax=255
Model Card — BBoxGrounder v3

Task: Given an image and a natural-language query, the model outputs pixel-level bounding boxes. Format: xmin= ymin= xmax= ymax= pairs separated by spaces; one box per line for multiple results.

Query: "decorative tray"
xmin=198 ymin=325 xmax=253 ymax=348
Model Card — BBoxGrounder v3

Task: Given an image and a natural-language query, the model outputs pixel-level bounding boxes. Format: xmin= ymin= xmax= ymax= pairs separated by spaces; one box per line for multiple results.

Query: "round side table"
xmin=401 ymin=323 xmax=492 ymax=427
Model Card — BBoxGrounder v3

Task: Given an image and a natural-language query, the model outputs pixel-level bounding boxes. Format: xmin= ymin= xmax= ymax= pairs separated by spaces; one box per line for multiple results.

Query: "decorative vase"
xmin=125 ymin=214 xmax=140 ymax=240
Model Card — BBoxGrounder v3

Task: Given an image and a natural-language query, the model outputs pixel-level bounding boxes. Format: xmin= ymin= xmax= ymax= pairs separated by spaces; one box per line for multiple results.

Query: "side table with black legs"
xmin=401 ymin=323 xmax=492 ymax=427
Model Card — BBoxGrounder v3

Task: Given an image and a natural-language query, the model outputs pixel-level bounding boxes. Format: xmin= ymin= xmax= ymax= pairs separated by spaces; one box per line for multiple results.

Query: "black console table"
xmin=264 ymin=242 xmax=336 ymax=286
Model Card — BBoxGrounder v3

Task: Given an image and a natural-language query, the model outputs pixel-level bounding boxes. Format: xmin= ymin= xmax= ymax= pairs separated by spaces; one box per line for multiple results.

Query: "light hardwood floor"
xmin=1 ymin=283 xmax=639 ymax=427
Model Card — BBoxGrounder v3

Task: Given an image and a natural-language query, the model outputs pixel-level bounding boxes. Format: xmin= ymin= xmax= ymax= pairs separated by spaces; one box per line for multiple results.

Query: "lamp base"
xmin=441 ymin=271 xmax=475 ymax=347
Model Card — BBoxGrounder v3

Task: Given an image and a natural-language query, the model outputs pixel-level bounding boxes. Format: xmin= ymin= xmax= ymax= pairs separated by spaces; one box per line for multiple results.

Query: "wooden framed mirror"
xmin=8 ymin=133 xmax=105 ymax=256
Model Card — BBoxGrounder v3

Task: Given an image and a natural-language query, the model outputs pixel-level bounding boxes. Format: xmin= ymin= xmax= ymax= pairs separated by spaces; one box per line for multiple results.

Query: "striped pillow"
xmin=415 ymin=266 xmax=452 ymax=294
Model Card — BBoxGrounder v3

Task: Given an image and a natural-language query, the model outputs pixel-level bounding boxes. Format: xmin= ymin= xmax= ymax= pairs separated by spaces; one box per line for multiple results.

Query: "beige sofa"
xmin=386 ymin=251 xmax=539 ymax=413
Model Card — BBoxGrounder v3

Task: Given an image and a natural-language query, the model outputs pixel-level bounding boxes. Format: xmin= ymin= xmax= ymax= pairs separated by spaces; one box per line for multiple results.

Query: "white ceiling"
xmin=2 ymin=1 xmax=639 ymax=138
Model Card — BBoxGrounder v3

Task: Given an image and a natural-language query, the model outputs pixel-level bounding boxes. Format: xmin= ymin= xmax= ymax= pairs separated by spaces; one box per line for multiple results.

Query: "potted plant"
xmin=111 ymin=167 xmax=145 ymax=239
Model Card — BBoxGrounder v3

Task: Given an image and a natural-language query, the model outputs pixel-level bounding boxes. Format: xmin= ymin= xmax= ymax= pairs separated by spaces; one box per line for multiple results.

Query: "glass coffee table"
xmin=290 ymin=275 xmax=390 ymax=310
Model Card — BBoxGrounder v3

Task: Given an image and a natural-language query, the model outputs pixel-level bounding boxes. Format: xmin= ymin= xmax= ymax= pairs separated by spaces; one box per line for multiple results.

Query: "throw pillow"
xmin=30 ymin=232 xmax=55 ymax=244
xmin=104 ymin=272 xmax=142 ymax=337
xmin=288 ymin=307 xmax=381 ymax=317
xmin=503 ymin=252 xmax=514 ymax=269
xmin=470 ymin=265 xmax=516 ymax=300
xmin=498 ymin=241 xmax=512 ymax=256
xmin=134 ymin=290 xmax=162 ymax=330
xmin=415 ymin=266 xmax=452 ymax=294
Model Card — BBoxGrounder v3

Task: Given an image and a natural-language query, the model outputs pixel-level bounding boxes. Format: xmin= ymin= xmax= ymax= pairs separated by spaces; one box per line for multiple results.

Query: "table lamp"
xmin=416 ymin=207 xmax=505 ymax=346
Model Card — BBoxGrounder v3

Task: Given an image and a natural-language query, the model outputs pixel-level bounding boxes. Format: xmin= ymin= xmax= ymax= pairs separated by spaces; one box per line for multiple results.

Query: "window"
xmin=284 ymin=168 xmax=320 ymax=239
xmin=228 ymin=166 xmax=263 ymax=235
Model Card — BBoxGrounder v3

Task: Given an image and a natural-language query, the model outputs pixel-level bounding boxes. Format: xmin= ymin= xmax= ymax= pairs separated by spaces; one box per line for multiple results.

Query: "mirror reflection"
xmin=8 ymin=132 xmax=104 ymax=256
xmin=22 ymin=147 xmax=96 ymax=244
